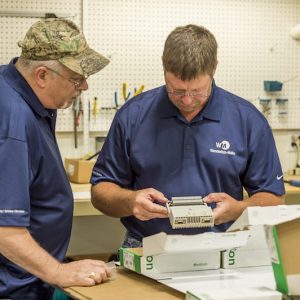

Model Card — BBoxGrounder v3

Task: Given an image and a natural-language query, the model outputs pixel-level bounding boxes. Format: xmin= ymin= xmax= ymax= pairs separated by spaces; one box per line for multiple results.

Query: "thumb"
xmin=203 ymin=193 xmax=223 ymax=204
xmin=149 ymin=190 xmax=168 ymax=204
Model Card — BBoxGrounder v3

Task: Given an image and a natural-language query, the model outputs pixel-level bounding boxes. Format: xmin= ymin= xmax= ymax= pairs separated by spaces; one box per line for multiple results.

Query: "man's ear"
xmin=34 ymin=66 xmax=48 ymax=88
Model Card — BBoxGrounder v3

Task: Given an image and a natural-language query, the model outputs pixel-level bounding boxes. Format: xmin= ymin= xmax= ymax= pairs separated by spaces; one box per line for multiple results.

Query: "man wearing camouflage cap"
xmin=0 ymin=18 xmax=110 ymax=299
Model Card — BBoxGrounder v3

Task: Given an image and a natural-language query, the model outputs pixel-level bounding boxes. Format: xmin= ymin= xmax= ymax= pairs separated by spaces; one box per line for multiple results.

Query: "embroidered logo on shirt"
xmin=210 ymin=140 xmax=236 ymax=156
xmin=0 ymin=209 xmax=26 ymax=214
xmin=276 ymin=174 xmax=283 ymax=180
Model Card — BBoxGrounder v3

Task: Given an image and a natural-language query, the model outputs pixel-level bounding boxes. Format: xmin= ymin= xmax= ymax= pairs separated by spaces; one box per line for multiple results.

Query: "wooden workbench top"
xmin=70 ymin=175 xmax=300 ymax=216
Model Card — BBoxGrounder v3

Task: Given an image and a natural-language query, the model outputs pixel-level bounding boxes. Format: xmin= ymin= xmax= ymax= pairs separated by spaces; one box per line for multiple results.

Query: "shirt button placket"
xmin=184 ymin=125 xmax=193 ymax=159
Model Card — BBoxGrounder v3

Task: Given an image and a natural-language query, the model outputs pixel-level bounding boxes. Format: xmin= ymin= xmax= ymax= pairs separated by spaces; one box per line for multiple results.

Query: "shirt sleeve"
xmin=0 ymin=137 xmax=30 ymax=226
xmin=243 ymin=123 xmax=285 ymax=196
xmin=91 ymin=114 xmax=134 ymax=188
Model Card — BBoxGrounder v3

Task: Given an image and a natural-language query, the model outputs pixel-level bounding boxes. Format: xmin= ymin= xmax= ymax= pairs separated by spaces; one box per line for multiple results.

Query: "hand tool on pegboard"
xmin=72 ymin=98 xmax=83 ymax=148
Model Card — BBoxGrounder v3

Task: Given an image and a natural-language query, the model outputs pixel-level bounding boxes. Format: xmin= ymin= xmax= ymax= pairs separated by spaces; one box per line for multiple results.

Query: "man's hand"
xmin=203 ymin=193 xmax=245 ymax=225
xmin=131 ymin=188 xmax=168 ymax=220
xmin=54 ymin=259 xmax=112 ymax=287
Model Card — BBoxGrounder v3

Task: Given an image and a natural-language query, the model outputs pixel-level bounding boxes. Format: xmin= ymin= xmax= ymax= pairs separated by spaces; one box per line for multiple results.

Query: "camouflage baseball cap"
xmin=18 ymin=18 xmax=109 ymax=76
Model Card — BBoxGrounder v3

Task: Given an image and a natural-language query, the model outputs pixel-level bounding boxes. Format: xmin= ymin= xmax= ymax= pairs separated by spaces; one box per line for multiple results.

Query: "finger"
xmin=148 ymin=214 xmax=168 ymax=220
xmin=95 ymin=271 xmax=108 ymax=284
xmin=150 ymin=212 xmax=169 ymax=219
xmin=88 ymin=260 xmax=112 ymax=277
xmin=84 ymin=275 xmax=97 ymax=286
xmin=88 ymin=270 xmax=106 ymax=284
xmin=155 ymin=197 xmax=168 ymax=204
xmin=212 ymin=207 xmax=224 ymax=225
xmin=143 ymin=201 xmax=168 ymax=215
xmin=148 ymin=189 xmax=168 ymax=204
xmin=136 ymin=210 xmax=167 ymax=221
xmin=203 ymin=193 xmax=224 ymax=203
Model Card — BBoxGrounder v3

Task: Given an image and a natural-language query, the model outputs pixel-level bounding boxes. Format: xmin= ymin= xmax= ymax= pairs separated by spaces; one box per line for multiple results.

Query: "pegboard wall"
xmin=1 ymin=0 xmax=300 ymax=132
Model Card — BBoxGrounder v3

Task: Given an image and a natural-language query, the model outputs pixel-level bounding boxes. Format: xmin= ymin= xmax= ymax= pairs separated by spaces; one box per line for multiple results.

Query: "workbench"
xmin=71 ymin=178 xmax=300 ymax=216
xmin=64 ymin=267 xmax=184 ymax=300
xmin=71 ymin=183 xmax=101 ymax=217
xmin=63 ymin=265 xmax=288 ymax=300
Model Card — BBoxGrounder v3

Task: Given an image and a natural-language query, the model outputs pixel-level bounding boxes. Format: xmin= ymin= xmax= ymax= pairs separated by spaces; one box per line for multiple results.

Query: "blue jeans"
xmin=121 ymin=231 xmax=142 ymax=248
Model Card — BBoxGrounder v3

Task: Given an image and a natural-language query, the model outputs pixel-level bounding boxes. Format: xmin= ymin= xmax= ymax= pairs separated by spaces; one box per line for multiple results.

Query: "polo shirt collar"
xmin=199 ymin=80 xmax=222 ymax=121
xmin=157 ymin=87 xmax=179 ymax=118
xmin=4 ymin=58 xmax=50 ymax=118
xmin=158 ymin=80 xmax=223 ymax=122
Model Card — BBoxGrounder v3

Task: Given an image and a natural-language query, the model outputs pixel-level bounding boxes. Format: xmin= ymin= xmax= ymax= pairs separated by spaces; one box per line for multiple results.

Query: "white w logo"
xmin=216 ymin=141 xmax=230 ymax=150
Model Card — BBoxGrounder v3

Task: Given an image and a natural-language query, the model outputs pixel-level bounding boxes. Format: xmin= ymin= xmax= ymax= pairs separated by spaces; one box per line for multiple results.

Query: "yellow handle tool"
xmin=122 ymin=83 xmax=127 ymax=101
xmin=134 ymin=85 xmax=145 ymax=97
xmin=93 ymin=97 xmax=98 ymax=117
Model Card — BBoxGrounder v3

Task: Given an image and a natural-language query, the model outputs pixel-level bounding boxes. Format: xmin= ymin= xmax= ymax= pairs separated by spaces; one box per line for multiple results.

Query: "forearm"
xmin=243 ymin=192 xmax=284 ymax=210
xmin=0 ymin=227 xmax=60 ymax=285
xmin=204 ymin=191 xmax=285 ymax=225
xmin=91 ymin=181 xmax=136 ymax=217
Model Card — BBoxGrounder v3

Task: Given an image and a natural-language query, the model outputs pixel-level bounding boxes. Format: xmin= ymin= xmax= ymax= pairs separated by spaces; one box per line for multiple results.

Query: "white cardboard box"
xmin=119 ymin=247 xmax=220 ymax=275
xmin=161 ymin=266 xmax=280 ymax=300
xmin=222 ymin=225 xmax=270 ymax=268
xmin=119 ymin=231 xmax=250 ymax=276
xmin=223 ymin=205 xmax=300 ymax=269
xmin=227 ymin=205 xmax=300 ymax=231
xmin=142 ymin=231 xmax=250 ymax=256
xmin=186 ymin=287 xmax=282 ymax=300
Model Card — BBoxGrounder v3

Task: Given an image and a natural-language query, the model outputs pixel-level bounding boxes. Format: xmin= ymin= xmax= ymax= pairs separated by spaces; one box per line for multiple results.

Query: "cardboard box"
xmin=64 ymin=267 xmax=184 ymax=300
xmin=142 ymin=231 xmax=250 ymax=256
xmin=223 ymin=205 xmax=300 ymax=269
xmin=265 ymin=216 xmax=300 ymax=296
xmin=222 ymin=226 xmax=271 ymax=268
xmin=119 ymin=247 xmax=220 ymax=275
xmin=65 ymin=158 xmax=95 ymax=184
xmin=119 ymin=231 xmax=250 ymax=276
xmin=186 ymin=287 xmax=282 ymax=300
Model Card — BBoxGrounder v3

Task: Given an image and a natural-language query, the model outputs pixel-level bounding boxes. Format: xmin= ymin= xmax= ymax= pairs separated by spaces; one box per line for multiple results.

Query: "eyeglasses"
xmin=166 ymin=88 xmax=210 ymax=100
xmin=45 ymin=66 xmax=88 ymax=90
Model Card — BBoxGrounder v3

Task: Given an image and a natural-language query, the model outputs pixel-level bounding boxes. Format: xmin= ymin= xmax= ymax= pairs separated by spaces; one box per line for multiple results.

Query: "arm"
xmin=204 ymin=192 xmax=284 ymax=225
xmin=91 ymin=181 xmax=168 ymax=220
xmin=0 ymin=227 xmax=112 ymax=287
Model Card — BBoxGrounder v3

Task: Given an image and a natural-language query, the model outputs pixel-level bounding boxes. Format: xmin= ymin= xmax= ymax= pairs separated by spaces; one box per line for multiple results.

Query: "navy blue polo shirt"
xmin=91 ymin=81 xmax=285 ymax=241
xmin=0 ymin=59 xmax=73 ymax=296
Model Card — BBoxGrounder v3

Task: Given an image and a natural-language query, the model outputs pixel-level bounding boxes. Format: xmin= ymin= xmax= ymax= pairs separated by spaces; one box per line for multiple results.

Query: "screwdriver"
xmin=284 ymin=180 xmax=300 ymax=187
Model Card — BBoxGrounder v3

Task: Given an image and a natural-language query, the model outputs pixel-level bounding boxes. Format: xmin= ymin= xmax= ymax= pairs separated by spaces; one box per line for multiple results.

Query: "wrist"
xmin=126 ymin=190 xmax=137 ymax=215
xmin=43 ymin=260 xmax=62 ymax=285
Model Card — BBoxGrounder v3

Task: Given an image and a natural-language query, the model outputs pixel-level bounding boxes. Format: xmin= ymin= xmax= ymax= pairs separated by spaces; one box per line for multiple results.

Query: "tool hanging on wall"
xmin=72 ymin=97 xmax=83 ymax=148
xmin=93 ymin=96 xmax=99 ymax=119
xmin=133 ymin=84 xmax=145 ymax=97
xmin=73 ymin=99 xmax=78 ymax=148
xmin=75 ymin=98 xmax=83 ymax=126
xmin=112 ymin=83 xmax=145 ymax=109
xmin=291 ymin=135 xmax=300 ymax=170
xmin=122 ymin=82 xmax=131 ymax=102
xmin=114 ymin=91 xmax=119 ymax=108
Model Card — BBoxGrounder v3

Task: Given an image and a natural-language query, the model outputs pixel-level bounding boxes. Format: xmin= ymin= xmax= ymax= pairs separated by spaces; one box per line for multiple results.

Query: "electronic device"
xmin=167 ymin=196 xmax=214 ymax=229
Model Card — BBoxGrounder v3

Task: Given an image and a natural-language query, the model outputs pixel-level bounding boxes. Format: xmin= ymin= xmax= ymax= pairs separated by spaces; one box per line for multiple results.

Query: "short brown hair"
xmin=162 ymin=24 xmax=218 ymax=80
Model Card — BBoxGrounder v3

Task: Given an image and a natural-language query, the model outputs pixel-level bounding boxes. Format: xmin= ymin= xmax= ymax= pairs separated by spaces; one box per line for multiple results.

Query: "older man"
xmin=0 ymin=18 xmax=110 ymax=299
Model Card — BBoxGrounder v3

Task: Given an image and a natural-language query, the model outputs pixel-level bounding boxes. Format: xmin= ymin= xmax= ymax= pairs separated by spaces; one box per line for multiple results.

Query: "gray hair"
xmin=162 ymin=24 xmax=218 ymax=80
xmin=17 ymin=56 xmax=64 ymax=73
